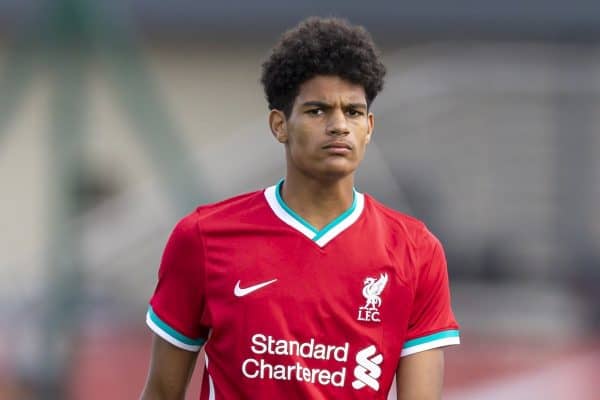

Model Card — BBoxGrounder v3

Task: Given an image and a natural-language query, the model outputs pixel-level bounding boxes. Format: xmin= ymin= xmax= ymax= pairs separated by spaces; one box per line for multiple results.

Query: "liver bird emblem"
xmin=362 ymin=273 xmax=388 ymax=310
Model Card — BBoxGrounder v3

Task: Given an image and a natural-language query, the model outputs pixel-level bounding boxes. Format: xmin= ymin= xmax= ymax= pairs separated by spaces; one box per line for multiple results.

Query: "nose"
xmin=327 ymin=108 xmax=350 ymax=136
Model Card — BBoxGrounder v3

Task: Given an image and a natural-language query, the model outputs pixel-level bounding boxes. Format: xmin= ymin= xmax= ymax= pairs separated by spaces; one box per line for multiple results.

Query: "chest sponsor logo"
xmin=241 ymin=334 xmax=383 ymax=392
xmin=352 ymin=345 xmax=383 ymax=391
xmin=234 ymin=279 xmax=278 ymax=297
xmin=242 ymin=334 xmax=348 ymax=387
xmin=357 ymin=273 xmax=388 ymax=322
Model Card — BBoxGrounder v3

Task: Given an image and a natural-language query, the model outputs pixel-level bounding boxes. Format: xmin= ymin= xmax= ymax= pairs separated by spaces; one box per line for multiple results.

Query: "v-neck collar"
xmin=264 ymin=180 xmax=365 ymax=247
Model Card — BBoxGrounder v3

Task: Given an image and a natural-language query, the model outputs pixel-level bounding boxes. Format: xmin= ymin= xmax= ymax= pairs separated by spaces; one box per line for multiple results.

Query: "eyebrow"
xmin=301 ymin=101 xmax=331 ymax=109
xmin=300 ymin=101 xmax=367 ymax=109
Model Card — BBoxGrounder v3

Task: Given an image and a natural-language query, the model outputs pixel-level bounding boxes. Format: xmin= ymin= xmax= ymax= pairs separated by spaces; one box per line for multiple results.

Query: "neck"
xmin=280 ymin=171 xmax=355 ymax=231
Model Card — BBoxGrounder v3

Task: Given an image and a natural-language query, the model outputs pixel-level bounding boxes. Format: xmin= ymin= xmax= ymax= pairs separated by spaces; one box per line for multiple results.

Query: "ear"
xmin=365 ymin=112 xmax=374 ymax=144
xmin=269 ymin=109 xmax=288 ymax=143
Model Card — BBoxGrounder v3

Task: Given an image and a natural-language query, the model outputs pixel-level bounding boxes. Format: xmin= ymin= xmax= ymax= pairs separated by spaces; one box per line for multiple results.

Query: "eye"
xmin=347 ymin=109 xmax=364 ymax=117
xmin=306 ymin=108 xmax=323 ymax=116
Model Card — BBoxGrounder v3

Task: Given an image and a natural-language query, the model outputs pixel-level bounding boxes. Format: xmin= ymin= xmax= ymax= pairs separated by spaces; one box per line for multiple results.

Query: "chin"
xmin=318 ymin=162 xmax=357 ymax=180
xmin=295 ymin=157 xmax=358 ymax=181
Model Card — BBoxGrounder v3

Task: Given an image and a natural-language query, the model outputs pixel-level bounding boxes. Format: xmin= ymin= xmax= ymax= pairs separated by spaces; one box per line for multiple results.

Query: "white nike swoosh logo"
xmin=234 ymin=279 xmax=278 ymax=297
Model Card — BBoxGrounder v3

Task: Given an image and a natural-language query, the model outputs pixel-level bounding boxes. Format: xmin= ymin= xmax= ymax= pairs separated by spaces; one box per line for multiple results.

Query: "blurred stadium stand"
xmin=0 ymin=0 xmax=599 ymax=398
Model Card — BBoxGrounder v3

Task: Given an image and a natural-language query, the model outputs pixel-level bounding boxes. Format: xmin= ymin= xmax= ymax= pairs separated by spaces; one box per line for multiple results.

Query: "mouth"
xmin=322 ymin=141 xmax=352 ymax=151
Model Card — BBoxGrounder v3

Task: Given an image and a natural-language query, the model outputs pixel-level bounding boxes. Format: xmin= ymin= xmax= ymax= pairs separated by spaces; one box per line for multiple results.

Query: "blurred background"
xmin=0 ymin=0 xmax=599 ymax=399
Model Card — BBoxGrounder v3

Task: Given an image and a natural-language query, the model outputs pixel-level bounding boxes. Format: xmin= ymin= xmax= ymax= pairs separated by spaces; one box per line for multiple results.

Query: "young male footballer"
xmin=141 ymin=17 xmax=459 ymax=400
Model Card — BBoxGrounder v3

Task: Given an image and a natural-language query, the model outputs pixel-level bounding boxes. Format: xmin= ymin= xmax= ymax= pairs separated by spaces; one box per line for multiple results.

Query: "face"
xmin=269 ymin=75 xmax=374 ymax=181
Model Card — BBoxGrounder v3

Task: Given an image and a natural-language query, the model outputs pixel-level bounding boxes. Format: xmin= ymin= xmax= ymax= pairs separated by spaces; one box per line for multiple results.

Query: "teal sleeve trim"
xmin=402 ymin=329 xmax=460 ymax=349
xmin=148 ymin=306 xmax=205 ymax=346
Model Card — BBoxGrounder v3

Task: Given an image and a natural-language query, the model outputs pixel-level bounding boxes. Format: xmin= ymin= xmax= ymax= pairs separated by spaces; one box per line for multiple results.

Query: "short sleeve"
xmin=401 ymin=231 xmax=460 ymax=357
xmin=146 ymin=214 xmax=209 ymax=351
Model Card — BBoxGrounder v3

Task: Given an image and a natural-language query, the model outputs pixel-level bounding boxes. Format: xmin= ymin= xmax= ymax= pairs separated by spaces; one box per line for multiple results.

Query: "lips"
xmin=322 ymin=141 xmax=352 ymax=150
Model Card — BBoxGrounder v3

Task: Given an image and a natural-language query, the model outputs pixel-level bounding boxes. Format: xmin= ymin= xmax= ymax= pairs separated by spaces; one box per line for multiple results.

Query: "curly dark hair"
xmin=261 ymin=17 xmax=386 ymax=117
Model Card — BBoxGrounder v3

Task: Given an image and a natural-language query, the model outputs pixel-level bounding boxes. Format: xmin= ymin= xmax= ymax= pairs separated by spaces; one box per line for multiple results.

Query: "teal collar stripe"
xmin=275 ymin=179 xmax=357 ymax=240
xmin=402 ymin=330 xmax=460 ymax=349
xmin=147 ymin=306 xmax=205 ymax=347
xmin=312 ymin=193 xmax=357 ymax=242
xmin=264 ymin=180 xmax=365 ymax=247
xmin=274 ymin=180 xmax=319 ymax=234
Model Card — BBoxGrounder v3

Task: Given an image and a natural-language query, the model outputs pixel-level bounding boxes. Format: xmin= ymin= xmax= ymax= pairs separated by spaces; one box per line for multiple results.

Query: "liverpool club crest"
xmin=357 ymin=273 xmax=388 ymax=322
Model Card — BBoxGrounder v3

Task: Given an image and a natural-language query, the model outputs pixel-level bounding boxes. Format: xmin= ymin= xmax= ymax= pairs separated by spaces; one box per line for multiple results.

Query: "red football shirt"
xmin=147 ymin=181 xmax=460 ymax=399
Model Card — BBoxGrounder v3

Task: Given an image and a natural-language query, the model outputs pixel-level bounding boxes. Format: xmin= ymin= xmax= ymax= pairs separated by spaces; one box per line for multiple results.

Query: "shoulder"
xmin=365 ymin=194 xmax=437 ymax=240
xmin=167 ymin=189 xmax=265 ymax=243
xmin=173 ymin=189 xmax=266 ymax=230
xmin=363 ymin=194 xmax=439 ymax=248
xmin=196 ymin=189 xmax=264 ymax=217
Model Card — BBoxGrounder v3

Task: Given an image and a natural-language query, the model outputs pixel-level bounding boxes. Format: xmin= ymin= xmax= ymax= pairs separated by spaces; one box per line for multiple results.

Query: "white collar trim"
xmin=264 ymin=181 xmax=365 ymax=247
